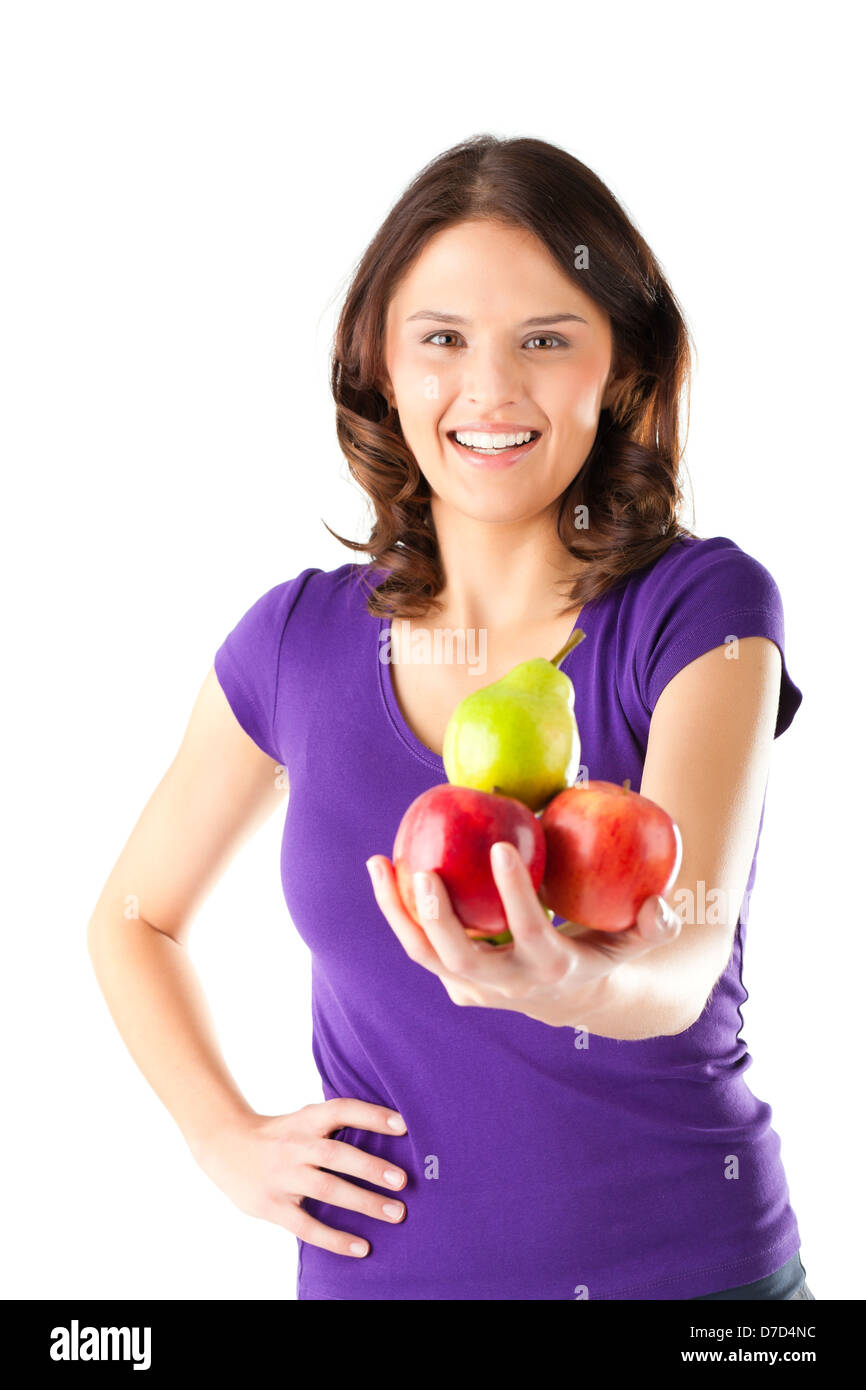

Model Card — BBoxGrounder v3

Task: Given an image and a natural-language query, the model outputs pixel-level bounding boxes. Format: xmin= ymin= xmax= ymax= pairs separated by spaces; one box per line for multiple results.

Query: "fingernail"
xmin=655 ymin=901 xmax=676 ymax=933
xmin=349 ymin=1240 xmax=369 ymax=1256
xmin=491 ymin=841 xmax=515 ymax=871
xmin=382 ymin=1201 xmax=405 ymax=1220
xmin=414 ymin=871 xmax=434 ymax=899
xmin=387 ymin=1114 xmax=407 ymax=1132
xmin=383 ymin=1169 xmax=404 ymax=1187
xmin=366 ymin=857 xmax=383 ymax=885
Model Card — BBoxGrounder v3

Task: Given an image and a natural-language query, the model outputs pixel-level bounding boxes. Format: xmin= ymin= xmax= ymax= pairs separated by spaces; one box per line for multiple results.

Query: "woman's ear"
xmin=601 ymin=367 xmax=640 ymax=421
xmin=600 ymin=353 xmax=620 ymax=414
xmin=601 ymin=376 xmax=619 ymax=413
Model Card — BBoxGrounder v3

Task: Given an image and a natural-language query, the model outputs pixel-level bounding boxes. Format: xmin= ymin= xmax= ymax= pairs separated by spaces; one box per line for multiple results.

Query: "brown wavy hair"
xmin=326 ymin=133 xmax=697 ymax=618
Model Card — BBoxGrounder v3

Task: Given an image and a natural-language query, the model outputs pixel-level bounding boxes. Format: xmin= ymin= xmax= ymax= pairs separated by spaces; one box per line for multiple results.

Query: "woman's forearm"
xmin=573 ymin=956 xmax=694 ymax=1041
xmin=87 ymin=913 xmax=256 ymax=1158
xmin=569 ymin=916 xmax=735 ymax=1041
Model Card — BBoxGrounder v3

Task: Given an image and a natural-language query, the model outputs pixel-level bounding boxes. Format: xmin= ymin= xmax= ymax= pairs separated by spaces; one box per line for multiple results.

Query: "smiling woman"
xmin=390 ymin=259 xmax=615 ymax=495
xmin=88 ymin=133 xmax=812 ymax=1305
xmin=326 ymin=133 xmax=694 ymax=620
xmin=299 ymin=136 xmax=808 ymax=1299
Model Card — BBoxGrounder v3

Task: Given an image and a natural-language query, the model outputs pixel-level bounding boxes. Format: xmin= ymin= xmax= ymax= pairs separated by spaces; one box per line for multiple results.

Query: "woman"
xmin=88 ymin=134 xmax=814 ymax=1301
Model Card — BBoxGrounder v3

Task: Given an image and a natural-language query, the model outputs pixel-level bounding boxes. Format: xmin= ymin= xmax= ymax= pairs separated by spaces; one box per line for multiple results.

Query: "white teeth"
xmin=454 ymin=430 xmax=537 ymax=450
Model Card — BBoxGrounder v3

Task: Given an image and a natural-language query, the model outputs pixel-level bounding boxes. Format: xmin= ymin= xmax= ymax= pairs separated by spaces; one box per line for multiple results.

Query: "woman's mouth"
xmin=447 ymin=429 xmax=542 ymax=470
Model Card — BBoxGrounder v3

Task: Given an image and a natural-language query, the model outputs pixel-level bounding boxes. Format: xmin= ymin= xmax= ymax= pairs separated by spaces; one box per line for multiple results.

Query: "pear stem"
xmin=551 ymin=628 xmax=586 ymax=669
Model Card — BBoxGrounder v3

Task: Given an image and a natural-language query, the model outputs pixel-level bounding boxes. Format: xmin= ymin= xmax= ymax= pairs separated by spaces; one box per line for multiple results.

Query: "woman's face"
xmin=382 ymin=218 xmax=619 ymax=526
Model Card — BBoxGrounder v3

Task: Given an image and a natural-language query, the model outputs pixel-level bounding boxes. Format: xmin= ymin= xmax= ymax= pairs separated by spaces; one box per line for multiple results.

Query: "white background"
xmin=2 ymin=0 xmax=862 ymax=1301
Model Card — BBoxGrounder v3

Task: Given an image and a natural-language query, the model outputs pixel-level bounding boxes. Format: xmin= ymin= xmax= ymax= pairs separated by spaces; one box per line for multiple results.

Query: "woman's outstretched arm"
xmin=591 ymin=633 xmax=784 ymax=1039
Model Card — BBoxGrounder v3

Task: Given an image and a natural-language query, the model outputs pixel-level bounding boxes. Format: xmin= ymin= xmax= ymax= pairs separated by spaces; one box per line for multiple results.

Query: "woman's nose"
xmin=463 ymin=350 xmax=524 ymax=406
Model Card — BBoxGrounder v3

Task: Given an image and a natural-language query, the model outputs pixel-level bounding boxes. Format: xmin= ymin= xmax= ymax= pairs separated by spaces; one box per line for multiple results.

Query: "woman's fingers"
xmin=489 ymin=841 xmax=568 ymax=970
xmin=410 ymin=869 xmax=505 ymax=976
xmin=368 ymin=853 xmax=512 ymax=983
xmin=559 ymin=897 xmax=681 ymax=947
xmin=315 ymin=1133 xmax=407 ymax=1193
xmin=266 ymin=1198 xmax=374 ymax=1257
xmin=635 ymin=894 xmax=682 ymax=944
xmin=573 ymin=895 xmax=682 ymax=973
xmin=368 ymin=852 xmax=681 ymax=1002
xmin=302 ymin=1164 xmax=407 ymax=1226
xmin=311 ymin=1096 xmax=408 ymax=1140
xmin=366 ymin=855 xmax=447 ymax=971
xmin=369 ymin=847 xmax=571 ymax=993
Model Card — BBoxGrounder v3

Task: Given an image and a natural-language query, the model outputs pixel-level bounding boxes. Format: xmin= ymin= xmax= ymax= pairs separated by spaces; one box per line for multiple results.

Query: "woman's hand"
xmin=366 ymin=842 xmax=681 ymax=1029
xmin=191 ymin=1100 xmax=410 ymax=1258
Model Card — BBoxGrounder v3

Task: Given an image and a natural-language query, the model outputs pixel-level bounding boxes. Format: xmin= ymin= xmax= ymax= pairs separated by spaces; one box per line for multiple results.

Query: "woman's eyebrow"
xmin=405 ymin=310 xmax=589 ymax=326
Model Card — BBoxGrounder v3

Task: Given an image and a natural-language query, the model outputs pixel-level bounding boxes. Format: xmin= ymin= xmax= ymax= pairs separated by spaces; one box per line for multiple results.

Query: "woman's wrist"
xmin=183 ymin=1096 xmax=258 ymax=1165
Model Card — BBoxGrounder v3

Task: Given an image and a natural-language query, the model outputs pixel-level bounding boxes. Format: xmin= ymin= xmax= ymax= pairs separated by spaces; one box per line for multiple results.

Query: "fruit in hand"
xmin=392 ymin=783 xmax=546 ymax=944
xmin=539 ymin=779 xmax=682 ymax=932
xmin=442 ymin=630 xmax=586 ymax=811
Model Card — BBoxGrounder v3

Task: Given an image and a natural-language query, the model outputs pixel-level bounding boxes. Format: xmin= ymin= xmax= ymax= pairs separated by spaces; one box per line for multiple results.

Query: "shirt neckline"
xmin=376 ymin=592 xmax=603 ymax=772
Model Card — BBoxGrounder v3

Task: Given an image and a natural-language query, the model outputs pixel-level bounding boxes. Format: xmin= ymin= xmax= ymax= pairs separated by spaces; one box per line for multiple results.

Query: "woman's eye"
xmin=524 ymin=334 xmax=565 ymax=350
xmin=423 ymin=332 xmax=461 ymax=347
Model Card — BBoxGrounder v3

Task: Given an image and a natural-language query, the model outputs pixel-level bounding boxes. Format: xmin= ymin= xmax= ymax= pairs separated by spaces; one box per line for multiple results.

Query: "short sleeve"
xmin=632 ymin=539 xmax=803 ymax=739
xmin=213 ymin=568 xmax=319 ymax=764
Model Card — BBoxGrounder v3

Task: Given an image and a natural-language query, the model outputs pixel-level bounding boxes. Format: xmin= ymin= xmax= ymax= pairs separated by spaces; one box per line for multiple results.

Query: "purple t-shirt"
xmin=213 ymin=533 xmax=804 ymax=1301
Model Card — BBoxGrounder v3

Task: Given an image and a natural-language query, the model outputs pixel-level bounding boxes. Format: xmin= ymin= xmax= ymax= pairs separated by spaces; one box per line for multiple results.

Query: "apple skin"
xmin=392 ymin=784 xmax=546 ymax=942
xmin=539 ymin=780 xmax=682 ymax=932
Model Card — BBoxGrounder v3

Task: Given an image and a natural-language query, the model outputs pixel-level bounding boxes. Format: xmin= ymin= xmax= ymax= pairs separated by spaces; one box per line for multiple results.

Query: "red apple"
xmin=539 ymin=779 xmax=682 ymax=932
xmin=392 ymin=783 xmax=546 ymax=942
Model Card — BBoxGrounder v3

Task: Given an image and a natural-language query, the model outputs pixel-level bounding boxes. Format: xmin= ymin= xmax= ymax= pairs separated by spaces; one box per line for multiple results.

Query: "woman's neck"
xmin=429 ymin=498 xmax=585 ymax=630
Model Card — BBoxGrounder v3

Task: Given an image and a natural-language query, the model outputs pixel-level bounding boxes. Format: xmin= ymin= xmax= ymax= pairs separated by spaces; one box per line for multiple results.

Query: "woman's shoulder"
xmin=231 ymin=560 xmax=378 ymax=621
xmin=294 ymin=560 xmax=388 ymax=619
xmin=620 ymin=532 xmax=789 ymax=616
xmin=213 ymin=560 xmax=381 ymax=760
xmin=612 ymin=531 xmax=801 ymax=737
xmin=215 ymin=561 xmax=378 ymax=667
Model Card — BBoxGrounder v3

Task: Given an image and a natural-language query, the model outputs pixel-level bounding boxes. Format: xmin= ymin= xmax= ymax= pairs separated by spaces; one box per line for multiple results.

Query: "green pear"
xmin=442 ymin=629 xmax=585 ymax=811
